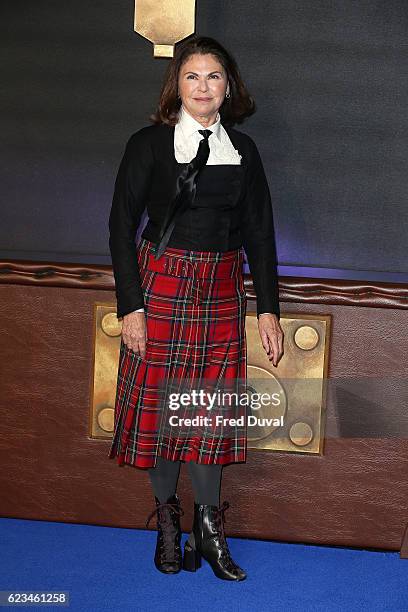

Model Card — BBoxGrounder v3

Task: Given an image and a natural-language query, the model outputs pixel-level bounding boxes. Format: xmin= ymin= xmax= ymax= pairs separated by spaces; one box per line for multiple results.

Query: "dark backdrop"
xmin=1 ymin=0 xmax=407 ymax=281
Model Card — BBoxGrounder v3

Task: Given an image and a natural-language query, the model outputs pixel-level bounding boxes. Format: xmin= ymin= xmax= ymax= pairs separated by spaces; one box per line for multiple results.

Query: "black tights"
xmin=148 ymin=456 xmax=223 ymax=506
xmin=148 ymin=456 xmax=223 ymax=548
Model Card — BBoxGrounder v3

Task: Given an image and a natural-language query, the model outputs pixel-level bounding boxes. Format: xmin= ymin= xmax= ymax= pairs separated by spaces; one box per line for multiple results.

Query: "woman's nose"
xmin=197 ymin=78 xmax=209 ymax=92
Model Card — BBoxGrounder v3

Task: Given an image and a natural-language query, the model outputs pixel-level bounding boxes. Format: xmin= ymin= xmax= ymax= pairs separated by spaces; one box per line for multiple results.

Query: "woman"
xmin=108 ymin=35 xmax=284 ymax=581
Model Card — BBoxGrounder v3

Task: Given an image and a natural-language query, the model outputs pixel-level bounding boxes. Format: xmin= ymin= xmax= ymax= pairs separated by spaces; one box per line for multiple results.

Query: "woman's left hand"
xmin=258 ymin=314 xmax=284 ymax=367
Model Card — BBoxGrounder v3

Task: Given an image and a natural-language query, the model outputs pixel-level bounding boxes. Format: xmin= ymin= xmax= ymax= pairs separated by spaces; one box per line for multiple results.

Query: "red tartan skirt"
xmin=108 ymin=237 xmax=248 ymax=469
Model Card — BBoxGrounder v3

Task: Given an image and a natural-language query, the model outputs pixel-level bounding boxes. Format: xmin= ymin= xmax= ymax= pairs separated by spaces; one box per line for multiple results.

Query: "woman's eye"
xmin=186 ymin=74 xmax=221 ymax=79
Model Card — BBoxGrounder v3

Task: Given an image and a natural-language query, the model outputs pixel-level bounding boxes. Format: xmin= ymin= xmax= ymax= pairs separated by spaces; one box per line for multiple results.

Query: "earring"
xmin=226 ymin=92 xmax=231 ymax=98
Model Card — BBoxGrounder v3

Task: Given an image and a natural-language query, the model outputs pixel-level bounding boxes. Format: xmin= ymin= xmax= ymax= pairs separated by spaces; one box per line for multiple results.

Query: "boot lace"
xmin=145 ymin=502 xmax=185 ymax=563
xmin=145 ymin=501 xmax=185 ymax=529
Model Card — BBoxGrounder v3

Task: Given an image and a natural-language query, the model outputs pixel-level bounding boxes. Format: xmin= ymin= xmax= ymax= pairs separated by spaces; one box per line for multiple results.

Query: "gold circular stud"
xmin=289 ymin=421 xmax=313 ymax=446
xmin=101 ymin=312 xmax=122 ymax=337
xmin=294 ymin=325 xmax=319 ymax=350
xmin=98 ymin=407 xmax=115 ymax=432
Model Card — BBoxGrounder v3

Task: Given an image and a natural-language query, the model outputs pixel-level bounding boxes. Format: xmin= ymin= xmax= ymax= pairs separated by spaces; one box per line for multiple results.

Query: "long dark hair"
xmin=150 ymin=35 xmax=255 ymax=126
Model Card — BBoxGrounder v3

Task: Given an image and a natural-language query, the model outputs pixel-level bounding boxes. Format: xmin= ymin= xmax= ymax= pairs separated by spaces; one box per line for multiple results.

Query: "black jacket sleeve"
xmin=108 ymin=129 xmax=154 ymax=319
xmin=239 ymin=136 xmax=280 ymax=320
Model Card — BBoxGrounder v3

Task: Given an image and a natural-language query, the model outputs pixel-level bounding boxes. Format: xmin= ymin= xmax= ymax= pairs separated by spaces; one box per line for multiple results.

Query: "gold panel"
xmin=90 ymin=305 xmax=331 ymax=455
xmin=246 ymin=313 xmax=331 ymax=455
xmin=134 ymin=0 xmax=196 ymax=57
xmin=89 ymin=304 xmax=122 ymax=439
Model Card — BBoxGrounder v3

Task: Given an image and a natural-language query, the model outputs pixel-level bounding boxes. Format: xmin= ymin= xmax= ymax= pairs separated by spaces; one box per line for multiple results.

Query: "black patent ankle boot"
xmin=145 ymin=493 xmax=185 ymax=574
xmin=183 ymin=501 xmax=247 ymax=581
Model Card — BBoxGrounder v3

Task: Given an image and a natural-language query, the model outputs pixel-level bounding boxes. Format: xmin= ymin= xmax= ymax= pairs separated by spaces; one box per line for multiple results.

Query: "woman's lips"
xmin=194 ymin=98 xmax=212 ymax=101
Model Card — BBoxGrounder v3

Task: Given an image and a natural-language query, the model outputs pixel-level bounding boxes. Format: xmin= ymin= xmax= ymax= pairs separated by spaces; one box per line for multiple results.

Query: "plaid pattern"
xmin=108 ymin=238 xmax=248 ymax=469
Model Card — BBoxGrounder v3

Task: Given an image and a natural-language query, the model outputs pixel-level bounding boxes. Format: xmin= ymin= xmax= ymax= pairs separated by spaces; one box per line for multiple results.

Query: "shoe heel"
xmin=183 ymin=542 xmax=202 ymax=572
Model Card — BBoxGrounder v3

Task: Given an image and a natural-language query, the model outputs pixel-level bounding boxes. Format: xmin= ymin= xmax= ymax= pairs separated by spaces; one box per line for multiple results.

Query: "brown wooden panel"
xmin=0 ymin=261 xmax=407 ymax=552
xmin=1 ymin=259 xmax=407 ymax=309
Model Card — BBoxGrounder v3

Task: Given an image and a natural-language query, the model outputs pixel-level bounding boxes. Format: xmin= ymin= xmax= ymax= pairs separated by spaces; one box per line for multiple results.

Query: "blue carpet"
xmin=1 ymin=518 xmax=407 ymax=611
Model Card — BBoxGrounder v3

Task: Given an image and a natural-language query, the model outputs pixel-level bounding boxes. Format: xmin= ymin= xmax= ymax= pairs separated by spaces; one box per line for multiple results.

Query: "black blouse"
xmin=108 ymin=122 xmax=280 ymax=320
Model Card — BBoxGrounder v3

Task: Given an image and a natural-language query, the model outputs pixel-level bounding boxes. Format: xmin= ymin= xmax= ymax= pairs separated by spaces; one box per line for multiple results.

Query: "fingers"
xmin=269 ymin=334 xmax=280 ymax=367
xmin=258 ymin=315 xmax=284 ymax=366
xmin=123 ymin=335 xmax=147 ymax=359
xmin=139 ymin=338 xmax=147 ymax=360
xmin=277 ymin=328 xmax=284 ymax=356
xmin=260 ymin=328 xmax=271 ymax=355
xmin=261 ymin=330 xmax=277 ymax=364
xmin=122 ymin=311 xmax=147 ymax=358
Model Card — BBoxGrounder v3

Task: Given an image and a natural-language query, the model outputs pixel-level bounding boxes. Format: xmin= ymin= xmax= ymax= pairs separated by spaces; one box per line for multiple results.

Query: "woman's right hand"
xmin=122 ymin=311 xmax=147 ymax=358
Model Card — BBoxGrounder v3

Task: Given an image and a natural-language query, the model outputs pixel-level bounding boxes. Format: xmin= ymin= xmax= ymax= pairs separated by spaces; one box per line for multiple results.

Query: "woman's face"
xmin=178 ymin=53 xmax=229 ymax=122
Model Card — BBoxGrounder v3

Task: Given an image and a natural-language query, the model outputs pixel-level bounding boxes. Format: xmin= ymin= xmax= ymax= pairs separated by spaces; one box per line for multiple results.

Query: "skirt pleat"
xmin=108 ymin=237 xmax=248 ymax=468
